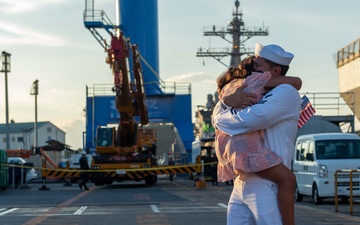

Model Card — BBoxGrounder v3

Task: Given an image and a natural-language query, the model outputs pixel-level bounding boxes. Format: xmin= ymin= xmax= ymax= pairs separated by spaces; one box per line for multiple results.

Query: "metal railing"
xmin=334 ymin=169 xmax=360 ymax=214
xmin=83 ymin=9 xmax=114 ymax=28
xmin=86 ymin=81 xmax=191 ymax=97
xmin=337 ymin=38 xmax=360 ymax=68
xmin=302 ymin=92 xmax=355 ymax=116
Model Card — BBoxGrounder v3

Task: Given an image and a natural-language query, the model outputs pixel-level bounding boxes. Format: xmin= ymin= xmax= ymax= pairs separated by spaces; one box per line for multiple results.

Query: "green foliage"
xmin=202 ymin=122 xmax=215 ymax=132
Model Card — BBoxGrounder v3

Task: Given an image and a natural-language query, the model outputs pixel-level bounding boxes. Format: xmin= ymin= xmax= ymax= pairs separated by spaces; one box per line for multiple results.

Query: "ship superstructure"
xmin=196 ymin=0 xmax=269 ymax=67
xmin=194 ymin=1 xmax=269 ymax=180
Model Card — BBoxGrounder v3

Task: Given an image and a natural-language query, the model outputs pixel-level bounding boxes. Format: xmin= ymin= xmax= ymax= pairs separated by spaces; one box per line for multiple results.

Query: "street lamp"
xmin=30 ymin=80 xmax=39 ymax=148
xmin=1 ymin=51 xmax=11 ymax=150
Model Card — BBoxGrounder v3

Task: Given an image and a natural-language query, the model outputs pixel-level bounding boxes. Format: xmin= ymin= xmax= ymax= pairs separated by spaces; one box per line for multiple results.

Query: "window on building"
xmin=2 ymin=137 xmax=6 ymax=143
xmin=18 ymin=137 xmax=24 ymax=142
xmin=47 ymin=127 xmax=52 ymax=133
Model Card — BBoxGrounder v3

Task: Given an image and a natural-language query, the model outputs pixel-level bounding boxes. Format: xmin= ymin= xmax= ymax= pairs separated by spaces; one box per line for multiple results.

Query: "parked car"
xmin=7 ymin=157 xmax=38 ymax=183
xmin=292 ymin=133 xmax=360 ymax=205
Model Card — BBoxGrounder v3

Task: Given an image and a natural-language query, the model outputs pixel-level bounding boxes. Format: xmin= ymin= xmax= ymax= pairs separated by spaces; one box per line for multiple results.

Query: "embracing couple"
xmin=212 ymin=43 xmax=302 ymax=225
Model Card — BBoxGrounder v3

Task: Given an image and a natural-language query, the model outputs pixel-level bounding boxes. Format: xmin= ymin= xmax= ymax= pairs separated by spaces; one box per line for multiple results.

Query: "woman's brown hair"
xmin=216 ymin=56 xmax=255 ymax=92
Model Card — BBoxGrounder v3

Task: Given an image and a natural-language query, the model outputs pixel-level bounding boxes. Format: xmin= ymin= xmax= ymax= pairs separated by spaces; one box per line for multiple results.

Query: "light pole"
xmin=31 ymin=80 xmax=39 ymax=148
xmin=0 ymin=51 xmax=11 ymax=150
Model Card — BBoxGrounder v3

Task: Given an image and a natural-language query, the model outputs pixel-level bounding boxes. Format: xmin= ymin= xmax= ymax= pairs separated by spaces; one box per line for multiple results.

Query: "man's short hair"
xmin=262 ymin=58 xmax=290 ymax=76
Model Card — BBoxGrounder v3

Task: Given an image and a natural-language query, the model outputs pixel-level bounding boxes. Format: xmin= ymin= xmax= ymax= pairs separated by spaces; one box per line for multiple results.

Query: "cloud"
xmin=60 ymin=119 xmax=85 ymax=150
xmin=0 ymin=1 xmax=36 ymax=13
xmin=203 ymin=78 xmax=217 ymax=84
xmin=0 ymin=22 xmax=66 ymax=46
xmin=0 ymin=0 xmax=65 ymax=13
xmin=164 ymin=72 xmax=204 ymax=82
xmin=163 ymin=72 xmax=217 ymax=89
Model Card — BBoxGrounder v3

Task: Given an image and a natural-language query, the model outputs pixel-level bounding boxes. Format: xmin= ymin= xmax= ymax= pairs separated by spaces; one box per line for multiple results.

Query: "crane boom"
xmin=104 ymin=32 xmax=150 ymax=149
xmin=91 ymin=30 xmax=158 ymax=185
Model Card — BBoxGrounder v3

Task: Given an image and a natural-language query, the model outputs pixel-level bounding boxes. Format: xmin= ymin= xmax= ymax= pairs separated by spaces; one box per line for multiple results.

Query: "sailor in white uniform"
xmin=212 ymin=43 xmax=301 ymax=225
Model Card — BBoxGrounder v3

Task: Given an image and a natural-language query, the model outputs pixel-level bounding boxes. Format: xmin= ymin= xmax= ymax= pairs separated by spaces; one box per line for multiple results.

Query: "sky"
xmin=0 ymin=0 xmax=360 ymax=150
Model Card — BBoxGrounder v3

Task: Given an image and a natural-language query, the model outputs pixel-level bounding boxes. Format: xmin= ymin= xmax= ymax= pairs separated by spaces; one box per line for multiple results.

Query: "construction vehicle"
xmin=76 ymin=1 xmax=202 ymax=186
xmin=87 ymin=32 xmax=158 ymax=185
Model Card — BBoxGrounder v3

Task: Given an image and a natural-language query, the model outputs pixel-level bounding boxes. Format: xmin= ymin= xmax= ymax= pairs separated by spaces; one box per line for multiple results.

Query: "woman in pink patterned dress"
xmin=213 ymin=56 xmax=301 ymax=225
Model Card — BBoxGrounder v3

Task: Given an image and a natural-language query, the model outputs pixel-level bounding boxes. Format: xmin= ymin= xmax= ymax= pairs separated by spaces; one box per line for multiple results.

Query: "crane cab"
xmin=96 ymin=127 xmax=115 ymax=154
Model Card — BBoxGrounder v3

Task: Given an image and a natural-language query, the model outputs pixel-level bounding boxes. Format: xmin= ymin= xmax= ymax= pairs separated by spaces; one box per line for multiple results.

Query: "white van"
xmin=292 ymin=133 xmax=360 ymax=204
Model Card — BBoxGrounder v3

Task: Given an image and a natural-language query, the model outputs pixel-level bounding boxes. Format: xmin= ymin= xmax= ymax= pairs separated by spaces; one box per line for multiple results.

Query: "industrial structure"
xmin=20 ymin=0 xmax=202 ymax=187
xmin=336 ymin=38 xmax=360 ymax=124
xmin=196 ymin=0 xmax=269 ymax=67
xmin=194 ymin=0 xmax=268 ymax=180
xmin=76 ymin=0 xmax=204 ymax=185
xmin=83 ymin=0 xmax=193 ymax=163
xmin=195 ymin=0 xmax=270 ymax=142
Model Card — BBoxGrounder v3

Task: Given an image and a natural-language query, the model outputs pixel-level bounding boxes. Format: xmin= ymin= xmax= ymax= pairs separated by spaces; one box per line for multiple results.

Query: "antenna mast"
xmin=196 ymin=0 xmax=269 ymax=67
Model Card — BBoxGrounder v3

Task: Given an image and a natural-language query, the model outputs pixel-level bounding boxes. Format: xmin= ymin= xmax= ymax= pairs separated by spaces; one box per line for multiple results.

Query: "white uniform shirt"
xmin=212 ymin=84 xmax=301 ymax=176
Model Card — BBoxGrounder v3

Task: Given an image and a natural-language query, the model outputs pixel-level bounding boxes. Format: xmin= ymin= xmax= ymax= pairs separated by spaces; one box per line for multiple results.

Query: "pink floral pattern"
xmin=215 ymin=72 xmax=282 ymax=182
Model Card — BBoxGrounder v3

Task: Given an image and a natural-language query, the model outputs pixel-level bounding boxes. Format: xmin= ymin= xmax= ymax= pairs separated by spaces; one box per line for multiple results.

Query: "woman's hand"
xmin=222 ymin=85 xmax=259 ymax=108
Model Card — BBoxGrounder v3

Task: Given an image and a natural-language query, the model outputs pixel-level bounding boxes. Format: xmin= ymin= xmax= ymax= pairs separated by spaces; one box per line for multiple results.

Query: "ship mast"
xmin=196 ymin=0 xmax=269 ymax=67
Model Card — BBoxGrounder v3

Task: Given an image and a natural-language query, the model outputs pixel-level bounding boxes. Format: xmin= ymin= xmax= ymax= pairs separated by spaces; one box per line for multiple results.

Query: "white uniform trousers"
xmin=227 ymin=176 xmax=283 ymax=225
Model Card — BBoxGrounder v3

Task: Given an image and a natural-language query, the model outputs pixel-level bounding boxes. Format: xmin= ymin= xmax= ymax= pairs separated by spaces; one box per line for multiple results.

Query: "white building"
xmin=0 ymin=121 xmax=66 ymax=150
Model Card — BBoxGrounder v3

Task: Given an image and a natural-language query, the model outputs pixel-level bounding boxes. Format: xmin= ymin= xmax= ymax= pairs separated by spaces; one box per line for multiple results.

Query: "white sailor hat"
xmin=255 ymin=43 xmax=294 ymax=66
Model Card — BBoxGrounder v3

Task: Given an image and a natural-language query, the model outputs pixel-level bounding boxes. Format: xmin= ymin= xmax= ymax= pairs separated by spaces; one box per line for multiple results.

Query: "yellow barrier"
xmin=0 ymin=162 xmax=214 ymax=188
xmin=334 ymin=169 xmax=360 ymax=214
xmin=0 ymin=162 xmax=208 ymax=175
xmin=1 ymin=161 xmax=218 ymax=190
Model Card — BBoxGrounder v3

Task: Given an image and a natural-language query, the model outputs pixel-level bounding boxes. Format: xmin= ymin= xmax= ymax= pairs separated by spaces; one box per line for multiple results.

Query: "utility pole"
xmin=0 ymin=51 xmax=11 ymax=150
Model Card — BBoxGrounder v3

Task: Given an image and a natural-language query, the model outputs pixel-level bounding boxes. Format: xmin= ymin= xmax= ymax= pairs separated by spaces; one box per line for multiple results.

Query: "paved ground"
xmin=0 ymin=176 xmax=360 ymax=225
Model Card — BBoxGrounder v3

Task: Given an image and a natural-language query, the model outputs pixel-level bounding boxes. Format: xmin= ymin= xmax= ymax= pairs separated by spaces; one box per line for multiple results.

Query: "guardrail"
xmin=0 ymin=161 xmax=211 ymax=190
xmin=334 ymin=169 xmax=360 ymax=214
xmin=87 ymin=81 xmax=192 ymax=96
xmin=4 ymin=163 xmax=29 ymax=189
xmin=337 ymin=38 xmax=360 ymax=68
xmin=303 ymin=92 xmax=355 ymax=116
